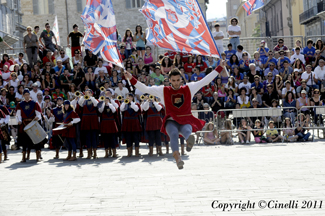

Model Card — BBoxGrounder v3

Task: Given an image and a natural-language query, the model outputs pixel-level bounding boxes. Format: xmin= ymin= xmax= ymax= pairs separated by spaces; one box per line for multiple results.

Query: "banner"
xmin=243 ymin=0 xmax=264 ymax=16
xmin=81 ymin=0 xmax=123 ymax=68
xmin=140 ymin=0 xmax=220 ymax=57
xmin=52 ymin=15 xmax=60 ymax=45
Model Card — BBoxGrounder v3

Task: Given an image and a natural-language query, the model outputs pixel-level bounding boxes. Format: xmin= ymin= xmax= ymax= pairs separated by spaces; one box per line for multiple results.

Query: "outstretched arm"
xmin=188 ymin=62 xmax=225 ymax=98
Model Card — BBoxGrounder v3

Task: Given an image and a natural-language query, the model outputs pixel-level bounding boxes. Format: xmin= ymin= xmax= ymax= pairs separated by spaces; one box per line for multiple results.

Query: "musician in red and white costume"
xmin=125 ymin=62 xmax=226 ymax=169
xmin=99 ymin=97 xmax=118 ymax=158
xmin=16 ymin=88 xmax=42 ymax=163
xmin=61 ymin=100 xmax=80 ymax=161
xmin=141 ymin=95 xmax=163 ymax=156
xmin=77 ymin=89 xmax=99 ymax=159
xmin=120 ymin=93 xmax=142 ymax=157
xmin=0 ymin=109 xmax=7 ymax=163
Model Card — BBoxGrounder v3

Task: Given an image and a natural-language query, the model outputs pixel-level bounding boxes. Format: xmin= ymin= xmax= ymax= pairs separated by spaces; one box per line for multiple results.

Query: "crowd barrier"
xmin=191 ymin=110 xmax=215 ymax=133
xmin=298 ymin=105 xmax=325 ymax=140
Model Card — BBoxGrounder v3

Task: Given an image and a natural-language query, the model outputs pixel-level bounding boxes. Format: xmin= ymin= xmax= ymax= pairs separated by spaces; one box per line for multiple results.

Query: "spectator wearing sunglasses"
xmin=263 ymin=50 xmax=278 ymax=69
xmin=277 ymin=51 xmax=291 ymax=69
xmin=273 ymin=38 xmax=288 ymax=55
xmin=72 ymin=49 xmax=83 ymax=67
xmin=56 ymin=50 xmax=70 ymax=66
xmin=39 ymin=23 xmax=58 ymax=56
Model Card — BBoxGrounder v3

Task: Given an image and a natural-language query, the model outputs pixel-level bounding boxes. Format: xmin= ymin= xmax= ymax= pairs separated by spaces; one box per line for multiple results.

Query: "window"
xmin=77 ymin=0 xmax=87 ymax=13
xmin=33 ymin=0 xmax=54 ymax=15
xmin=126 ymin=0 xmax=145 ymax=9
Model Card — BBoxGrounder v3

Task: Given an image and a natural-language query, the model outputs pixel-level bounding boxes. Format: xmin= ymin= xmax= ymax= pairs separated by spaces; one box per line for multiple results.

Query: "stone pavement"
xmin=1 ymin=141 xmax=325 ymax=216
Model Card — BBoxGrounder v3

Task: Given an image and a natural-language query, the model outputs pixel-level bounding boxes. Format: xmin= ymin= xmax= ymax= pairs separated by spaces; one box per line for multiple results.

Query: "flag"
xmin=140 ymin=0 xmax=220 ymax=58
xmin=243 ymin=0 xmax=264 ymax=16
xmin=81 ymin=0 xmax=123 ymax=68
xmin=52 ymin=16 xmax=60 ymax=45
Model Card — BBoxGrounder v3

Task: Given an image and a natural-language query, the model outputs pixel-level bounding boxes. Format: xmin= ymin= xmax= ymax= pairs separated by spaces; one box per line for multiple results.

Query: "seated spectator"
xmin=279 ymin=60 xmax=293 ymax=80
xmin=85 ymin=67 xmax=96 ymax=90
xmin=36 ymin=92 xmax=45 ymax=111
xmin=310 ymin=89 xmax=323 ymax=125
xmin=72 ymin=64 xmax=85 ymax=90
xmin=191 ymin=66 xmax=205 ymax=82
xmin=257 ymin=40 xmax=269 ymax=59
xmin=296 ymin=80 xmax=310 ymax=98
xmin=239 ymin=52 xmax=250 ymax=73
xmin=95 ymin=71 xmax=110 ymax=91
xmin=148 ymin=78 xmax=155 ymax=87
xmin=193 ymin=91 xmax=207 ymax=110
xmin=42 ymin=72 xmax=55 ymax=91
xmin=249 ymin=88 xmax=262 ymax=106
xmin=219 ymin=119 xmax=234 ymax=144
xmin=264 ymin=62 xmax=279 ymax=79
xmin=247 ymin=64 xmax=259 ymax=83
xmin=238 ymin=118 xmax=252 ymax=144
xmin=301 ymin=65 xmax=319 ymax=90
xmin=21 ymin=74 xmax=33 ymax=89
xmin=30 ymin=82 xmax=43 ymax=101
xmin=225 ymin=43 xmax=236 ymax=60
xmin=295 ymin=113 xmax=311 ymax=142
xmin=199 ymin=103 xmax=213 ymax=125
xmin=94 ymin=59 xmax=108 ymax=77
xmin=179 ymin=67 xmax=189 ymax=83
xmin=262 ymin=84 xmax=279 ymax=108
xmin=263 ymin=50 xmax=278 ymax=70
xmin=60 ymin=68 xmax=74 ymax=93
xmin=237 ymin=87 xmax=250 ymax=108
xmin=290 ymin=47 xmax=306 ymax=65
xmin=201 ymin=83 xmax=215 ymax=103
xmin=269 ymin=99 xmax=281 ymax=126
xmin=227 ymin=54 xmax=240 ymax=72
xmin=283 ymin=117 xmax=298 ymax=142
xmin=205 ymin=56 xmax=217 ymax=69
xmin=293 ymin=69 xmax=302 ymax=87
xmin=248 ymin=98 xmax=263 ymax=126
xmin=274 ymin=75 xmax=283 ymax=96
xmin=217 ymin=64 xmax=229 ymax=84
xmin=150 ymin=66 xmax=164 ymax=85
xmin=72 ymin=49 xmax=83 ymax=66
xmin=273 ymin=38 xmax=289 ymax=56
xmin=250 ymin=52 xmax=264 ymax=75
xmin=14 ymin=53 xmax=27 ymax=66
xmin=217 ymin=86 xmax=227 ymax=103
xmin=303 ymin=39 xmax=316 ymax=65
xmin=52 ymin=86 xmax=67 ymax=101
xmin=231 ymin=66 xmax=243 ymax=85
xmin=0 ymin=54 xmax=14 ymax=71
xmin=281 ymin=80 xmax=295 ymax=98
xmin=15 ymin=84 xmax=24 ymax=103
xmin=251 ymin=75 xmax=264 ymax=95
xmin=115 ymin=80 xmax=129 ymax=98
xmin=172 ymin=54 xmax=184 ymax=70
xmin=42 ymin=50 xmax=56 ymax=67
xmin=314 ymin=59 xmax=325 ymax=90
xmin=184 ymin=55 xmax=195 ymax=78
xmin=195 ymin=55 xmax=207 ymax=73
xmin=164 ymin=50 xmax=177 ymax=60
xmin=84 ymin=50 xmax=98 ymax=68
xmin=253 ymin=119 xmax=267 ymax=143
xmin=266 ymin=121 xmax=284 ymax=143
xmin=225 ymin=76 xmax=238 ymax=94
xmin=292 ymin=58 xmax=305 ymax=73
xmin=161 ymin=56 xmax=172 ymax=75
xmin=224 ymin=89 xmax=236 ymax=109
xmin=296 ymin=90 xmax=310 ymax=117
xmin=203 ymin=122 xmax=220 ymax=145
xmin=238 ymin=76 xmax=251 ymax=94
xmin=315 ymin=39 xmax=325 ymax=56
xmin=277 ymin=50 xmax=290 ymax=70
xmin=236 ymin=45 xmax=251 ymax=60
xmin=56 ymin=50 xmax=70 ymax=67
xmin=144 ymin=47 xmax=154 ymax=65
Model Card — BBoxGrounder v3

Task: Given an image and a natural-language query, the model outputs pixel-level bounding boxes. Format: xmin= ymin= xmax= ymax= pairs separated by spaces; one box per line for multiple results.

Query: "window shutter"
xmin=48 ymin=0 xmax=54 ymax=14
xmin=33 ymin=0 xmax=39 ymax=15
xmin=126 ymin=0 xmax=131 ymax=9
xmin=77 ymin=0 xmax=83 ymax=12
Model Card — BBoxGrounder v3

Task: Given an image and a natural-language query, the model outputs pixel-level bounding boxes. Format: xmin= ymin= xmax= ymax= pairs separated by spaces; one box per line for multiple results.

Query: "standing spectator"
xmin=84 ymin=50 xmax=98 ymax=68
xmin=122 ymin=29 xmax=134 ymax=59
xmin=33 ymin=25 xmax=40 ymax=35
xmin=213 ymin=23 xmax=224 ymax=54
xmin=67 ymin=24 xmax=84 ymax=57
xmin=14 ymin=53 xmax=27 ymax=67
xmin=227 ymin=17 xmax=241 ymax=50
xmin=115 ymin=81 xmax=129 ymax=98
xmin=314 ymin=59 xmax=325 ymax=90
xmin=290 ymin=47 xmax=306 ymax=65
xmin=303 ymin=39 xmax=316 ymax=65
xmin=39 ymin=23 xmax=58 ymax=56
xmin=150 ymin=66 xmax=164 ymax=85
xmin=273 ymin=38 xmax=288 ymax=56
xmin=30 ymin=83 xmax=43 ymax=101
xmin=257 ymin=40 xmax=269 ymax=59
xmin=23 ymin=26 xmax=39 ymax=68
xmin=301 ymin=65 xmax=319 ymax=90
xmin=60 ymin=69 xmax=74 ymax=93
xmin=310 ymin=89 xmax=323 ymax=125
xmin=133 ymin=25 xmax=146 ymax=58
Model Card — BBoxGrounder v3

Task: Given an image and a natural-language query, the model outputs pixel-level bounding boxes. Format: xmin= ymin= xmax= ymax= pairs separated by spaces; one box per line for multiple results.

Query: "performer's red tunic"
xmin=61 ymin=110 xmax=79 ymax=138
xmin=16 ymin=100 xmax=42 ymax=133
xmin=121 ymin=103 xmax=142 ymax=132
xmin=80 ymin=99 xmax=99 ymax=130
xmin=100 ymin=106 xmax=118 ymax=134
xmin=144 ymin=102 xmax=163 ymax=131
xmin=0 ymin=109 xmax=7 ymax=140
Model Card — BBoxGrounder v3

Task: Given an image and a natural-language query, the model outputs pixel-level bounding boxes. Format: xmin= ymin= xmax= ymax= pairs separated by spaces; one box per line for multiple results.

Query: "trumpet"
xmin=140 ymin=95 xmax=145 ymax=100
xmin=99 ymin=96 xmax=105 ymax=101
xmin=100 ymin=86 xmax=105 ymax=92
xmin=75 ymin=91 xmax=82 ymax=97
xmin=117 ymin=95 xmax=124 ymax=101
xmin=84 ymin=95 xmax=90 ymax=100
xmin=149 ymin=95 xmax=154 ymax=100
xmin=124 ymin=99 xmax=130 ymax=104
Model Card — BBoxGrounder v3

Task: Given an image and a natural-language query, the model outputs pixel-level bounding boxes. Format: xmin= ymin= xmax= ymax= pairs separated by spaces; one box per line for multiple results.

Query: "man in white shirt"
xmin=94 ymin=59 xmax=108 ymax=76
xmin=56 ymin=50 xmax=70 ymax=65
xmin=290 ymin=47 xmax=306 ymax=65
xmin=236 ymin=45 xmax=251 ymax=60
xmin=238 ymin=76 xmax=251 ymax=94
xmin=301 ymin=65 xmax=319 ymax=89
xmin=114 ymin=80 xmax=129 ymax=98
xmin=314 ymin=59 xmax=325 ymax=90
xmin=212 ymin=23 xmax=224 ymax=54
xmin=227 ymin=17 xmax=241 ymax=51
xmin=29 ymin=83 xmax=43 ymax=101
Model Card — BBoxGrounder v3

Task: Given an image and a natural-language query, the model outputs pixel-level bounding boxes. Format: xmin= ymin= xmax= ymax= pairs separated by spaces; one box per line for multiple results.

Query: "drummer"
xmin=52 ymin=97 xmax=64 ymax=159
xmin=16 ymin=88 xmax=42 ymax=163
xmin=61 ymin=100 xmax=80 ymax=161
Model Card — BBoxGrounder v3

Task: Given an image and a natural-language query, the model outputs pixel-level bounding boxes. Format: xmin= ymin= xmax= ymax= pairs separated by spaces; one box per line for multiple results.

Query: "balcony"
xmin=300 ymin=6 xmax=319 ymax=25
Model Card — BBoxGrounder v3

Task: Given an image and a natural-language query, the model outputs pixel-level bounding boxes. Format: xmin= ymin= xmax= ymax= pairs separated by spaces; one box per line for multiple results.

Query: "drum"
xmin=52 ymin=125 xmax=67 ymax=136
xmin=23 ymin=121 xmax=47 ymax=144
xmin=9 ymin=116 xmax=18 ymax=126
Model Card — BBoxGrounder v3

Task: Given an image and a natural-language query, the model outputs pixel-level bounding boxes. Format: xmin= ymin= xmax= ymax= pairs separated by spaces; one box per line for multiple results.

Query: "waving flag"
xmin=52 ymin=16 xmax=60 ymax=45
xmin=81 ymin=0 xmax=123 ymax=68
xmin=140 ymin=0 xmax=220 ymax=57
xmin=243 ymin=0 xmax=264 ymax=16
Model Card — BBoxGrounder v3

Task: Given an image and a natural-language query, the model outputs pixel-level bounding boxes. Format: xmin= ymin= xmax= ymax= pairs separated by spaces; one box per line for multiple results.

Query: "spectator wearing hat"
xmin=257 ymin=40 xmax=269 ymax=59
xmin=290 ymin=47 xmax=306 ymax=65
xmin=227 ymin=18 xmax=241 ymax=50
xmin=296 ymin=90 xmax=310 ymax=117
xmin=29 ymin=82 xmax=42 ymax=101
xmin=115 ymin=80 xmax=129 ymax=98
xmin=213 ymin=23 xmax=224 ymax=54
xmin=150 ymin=66 xmax=164 ymax=85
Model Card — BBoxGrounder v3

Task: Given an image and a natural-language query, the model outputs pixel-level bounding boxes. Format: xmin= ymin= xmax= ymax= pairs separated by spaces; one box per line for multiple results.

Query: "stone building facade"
xmin=20 ymin=0 xmax=209 ymax=47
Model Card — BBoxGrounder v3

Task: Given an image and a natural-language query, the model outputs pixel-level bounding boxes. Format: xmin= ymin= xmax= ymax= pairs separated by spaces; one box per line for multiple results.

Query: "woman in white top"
xmin=8 ymin=73 xmax=20 ymax=93
xmin=227 ymin=18 xmax=241 ymax=51
xmin=15 ymin=85 xmax=24 ymax=103
xmin=72 ymin=49 xmax=83 ymax=66
xmin=213 ymin=23 xmax=224 ymax=54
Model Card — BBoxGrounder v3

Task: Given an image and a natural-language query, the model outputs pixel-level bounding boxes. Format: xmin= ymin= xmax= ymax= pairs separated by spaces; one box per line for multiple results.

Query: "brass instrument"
xmin=84 ymin=95 xmax=90 ymax=100
xmin=117 ymin=95 xmax=124 ymax=101
xmin=99 ymin=96 xmax=105 ymax=101
xmin=149 ymin=95 xmax=154 ymax=100
xmin=124 ymin=99 xmax=130 ymax=104
xmin=100 ymin=86 xmax=105 ymax=92
xmin=140 ymin=95 xmax=145 ymax=100
xmin=75 ymin=91 xmax=82 ymax=97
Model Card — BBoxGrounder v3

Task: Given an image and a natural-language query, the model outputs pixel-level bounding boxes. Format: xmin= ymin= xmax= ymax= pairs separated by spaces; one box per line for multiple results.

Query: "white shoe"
xmin=246 ymin=140 xmax=249 ymax=144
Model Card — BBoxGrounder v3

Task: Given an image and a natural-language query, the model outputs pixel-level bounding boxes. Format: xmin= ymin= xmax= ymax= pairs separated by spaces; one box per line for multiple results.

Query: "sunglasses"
xmin=314 ymin=92 xmax=319 ymax=94
xmin=268 ymin=87 xmax=273 ymax=89
xmin=60 ymin=52 xmax=64 ymax=54
xmin=270 ymin=65 xmax=275 ymax=67
xmin=254 ymin=79 xmax=259 ymax=81
xmin=268 ymin=75 xmax=273 ymax=77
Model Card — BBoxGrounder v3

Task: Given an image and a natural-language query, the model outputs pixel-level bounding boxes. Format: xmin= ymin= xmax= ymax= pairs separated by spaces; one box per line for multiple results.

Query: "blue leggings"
xmin=165 ymin=121 xmax=192 ymax=153
xmin=86 ymin=130 xmax=98 ymax=149
xmin=147 ymin=130 xmax=161 ymax=147
xmin=66 ymin=138 xmax=77 ymax=152
xmin=125 ymin=132 xmax=140 ymax=148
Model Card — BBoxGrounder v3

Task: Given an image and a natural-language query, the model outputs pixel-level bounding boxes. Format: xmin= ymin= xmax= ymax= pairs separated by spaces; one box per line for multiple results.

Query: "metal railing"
xmin=191 ymin=110 xmax=215 ymax=133
xmin=299 ymin=6 xmax=318 ymax=24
